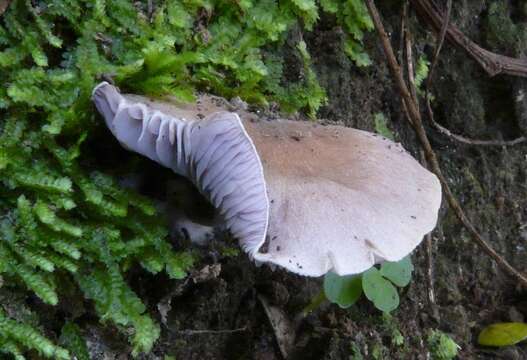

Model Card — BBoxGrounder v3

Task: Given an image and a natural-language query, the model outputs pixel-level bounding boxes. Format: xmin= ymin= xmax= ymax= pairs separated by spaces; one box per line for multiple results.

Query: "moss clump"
xmin=427 ymin=330 xmax=460 ymax=360
xmin=0 ymin=0 xmax=374 ymax=357
xmin=485 ymin=2 xmax=527 ymax=55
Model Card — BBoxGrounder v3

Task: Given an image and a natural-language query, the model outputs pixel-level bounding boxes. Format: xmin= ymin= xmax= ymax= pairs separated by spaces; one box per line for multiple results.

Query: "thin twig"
xmin=422 ymin=0 xmax=526 ymax=146
xmin=399 ymin=2 xmax=409 ymax=75
xmin=174 ymin=326 xmax=248 ymax=335
xmin=419 ymin=151 xmax=436 ymax=306
xmin=425 ymin=0 xmax=451 ymax=92
xmin=425 ymin=233 xmax=435 ymax=301
xmin=399 ymin=3 xmax=415 ymax=126
xmin=412 ymin=30 xmax=436 ymax=306
xmin=364 ymin=0 xmax=527 ymax=288
xmin=404 ymin=24 xmax=419 ymax=109
xmin=419 ymin=149 xmax=437 ymax=311
xmin=426 ymin=115 xmax=526 ymax=146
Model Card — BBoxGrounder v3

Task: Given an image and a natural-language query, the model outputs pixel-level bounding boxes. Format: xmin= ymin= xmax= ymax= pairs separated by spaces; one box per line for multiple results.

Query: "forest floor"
xmin=78 ymin=1 xmax=527 ymax=359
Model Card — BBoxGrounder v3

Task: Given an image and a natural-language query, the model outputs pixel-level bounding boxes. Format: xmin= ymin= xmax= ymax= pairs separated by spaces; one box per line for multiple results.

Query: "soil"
xmin=44 ymin=1 xmax=527 ymax=359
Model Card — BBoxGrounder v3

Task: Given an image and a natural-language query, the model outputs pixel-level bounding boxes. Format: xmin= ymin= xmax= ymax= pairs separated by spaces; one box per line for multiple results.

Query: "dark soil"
xmin=80 ymin=1 xmax=527 ymax=359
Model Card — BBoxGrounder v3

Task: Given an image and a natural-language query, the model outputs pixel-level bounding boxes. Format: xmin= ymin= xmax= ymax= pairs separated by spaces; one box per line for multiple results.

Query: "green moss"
xmin=485 ymin=2 xmax=527 ymax=55
xmin=349 ymin=342 xmax=364 ymax=360
xmin=427 ymin=330 xmax=460 ymax=360
xmin=373 ymin=113 xmax=394 ymax=140
xmin=381 ymin=313 xmax=404 ymax=347
xmin=0 ymin=0 xmax=375 ymax=357
xmin=59 ymin=322 xmax=90 ymax=360
xmin=370 ymin=341 xmax=387 ymax=360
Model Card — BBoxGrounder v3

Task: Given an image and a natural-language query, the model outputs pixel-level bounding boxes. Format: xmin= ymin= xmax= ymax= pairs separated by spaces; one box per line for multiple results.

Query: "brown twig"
xmin=410 ymin=23 xmax=436 ymax=310
xmin=419 ymin=151 xmax=436 ymax=307
xmin=399 ymin=3 xmax=415 ymax=126
xmin=404 ymin=23 xmax=419 ymax=108
xmin=422 ymin=0 xmax=526 ymax=147
xmin=409 ymin=25 xmax=436 ymax=306
xmin=425 ymin=0 xmax=451 ymax=92
xmin=425 ymin=233 xmax=435 ymax=300
xmin=425 ymin=114 xmax=526 ymax=146
xmin=174 ymin=326 xmax=248 ymax=335
xmin=399 ymin=2 xmax=409 ymax=77
xmin=417 ymin=147 xmax=437 ymax=310
xmin=364 ymin=0 xmax=527 ymax=288
xmin=408 ymin=16 xmax=438 ymax=311
xmin=411 ymin=0 xmax=527 ymax=78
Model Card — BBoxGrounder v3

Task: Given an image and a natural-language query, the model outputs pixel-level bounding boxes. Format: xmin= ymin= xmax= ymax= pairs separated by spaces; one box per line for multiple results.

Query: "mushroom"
xmin=92 ymin=82 xmax=442 ymax=277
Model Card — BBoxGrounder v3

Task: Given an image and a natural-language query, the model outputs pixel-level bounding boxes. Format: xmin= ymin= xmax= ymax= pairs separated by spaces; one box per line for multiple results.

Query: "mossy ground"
xmin=149 ymin=2 xmax=527 ymax=358
xmin=3 ymin=0 xmax=527 ymax=359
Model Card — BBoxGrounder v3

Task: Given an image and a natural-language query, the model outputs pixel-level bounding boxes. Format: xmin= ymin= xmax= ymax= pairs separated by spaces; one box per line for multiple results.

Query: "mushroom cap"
xmin=242 ymin=119 xmax=441 ymax=276
xmin=92 ymin=82 xmax=442 ymax=277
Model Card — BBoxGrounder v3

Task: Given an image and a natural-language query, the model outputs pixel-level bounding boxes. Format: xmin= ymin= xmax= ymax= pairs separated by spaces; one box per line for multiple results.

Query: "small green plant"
xmin=324 ymin=271 xmax=362 ymax=308
xmin=381 ymin=313 xmax=404 ymax=347
xmin=371 ymin=341 xmax=387 ymax=360
xmin=324 ymin=256 xmax=414 ymax=313
xmin=414 ymin=55 xmax=430 ymax=94
xmin=427 ymin=330 xmax=460 ymax=360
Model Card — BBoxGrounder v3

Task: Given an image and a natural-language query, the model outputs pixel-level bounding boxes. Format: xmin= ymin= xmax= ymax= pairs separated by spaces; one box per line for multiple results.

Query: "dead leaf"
xmin=258 ymin=294 xmax=295 ymax=359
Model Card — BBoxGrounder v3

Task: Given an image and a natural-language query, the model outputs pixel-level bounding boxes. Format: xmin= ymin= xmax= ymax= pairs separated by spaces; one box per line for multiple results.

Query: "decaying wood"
xmin=364 ymin=0 xmax=527 ymax=288
xmin=411 ymin=0 xmax=527 ymax=78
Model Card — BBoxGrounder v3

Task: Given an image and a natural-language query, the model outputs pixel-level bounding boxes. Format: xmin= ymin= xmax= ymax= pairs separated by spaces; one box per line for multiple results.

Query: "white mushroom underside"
xmin=92 ymin=83 xmax=269 ymax=256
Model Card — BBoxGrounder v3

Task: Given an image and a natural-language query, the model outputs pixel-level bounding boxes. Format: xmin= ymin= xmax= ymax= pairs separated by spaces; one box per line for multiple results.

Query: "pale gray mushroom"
xmin=92 ymin=82 xmax=442 ymax=277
